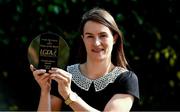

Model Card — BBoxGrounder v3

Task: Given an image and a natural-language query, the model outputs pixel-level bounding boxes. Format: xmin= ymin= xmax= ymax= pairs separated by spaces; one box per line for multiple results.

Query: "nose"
xmin=94 ymin=37 xmax=101 ymax=46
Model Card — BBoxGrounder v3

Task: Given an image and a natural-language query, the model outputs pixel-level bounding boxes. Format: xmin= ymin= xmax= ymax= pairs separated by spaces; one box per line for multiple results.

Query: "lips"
xmin=92 ymin=48 xmax=104 ymax=53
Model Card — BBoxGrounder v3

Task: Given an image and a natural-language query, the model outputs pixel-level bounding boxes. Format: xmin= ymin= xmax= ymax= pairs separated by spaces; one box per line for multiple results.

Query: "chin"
xmin=93 ymin=56 xmax=106 ymax=61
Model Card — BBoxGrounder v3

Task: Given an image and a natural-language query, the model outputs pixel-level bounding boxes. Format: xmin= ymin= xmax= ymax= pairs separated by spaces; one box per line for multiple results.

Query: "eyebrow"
xmin=84 ymin=32 xmax=93 ymax=35
xmin=84 ymin=32 xmax=107 ymax=35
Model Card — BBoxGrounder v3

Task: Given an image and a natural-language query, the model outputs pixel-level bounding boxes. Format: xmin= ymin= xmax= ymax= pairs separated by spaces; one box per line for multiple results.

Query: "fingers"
xmin=49 ymin=68 xmax=72 ymax=83
xmin=33 ymin=69 xmax=46 ymax=76
xmin=30 ymin=64 xmax=45 ymax=74
xmin=49 ymin=68 xmax=72 ymax=79
xmin=30 ymin=65 xmax=72 ymax=85
xmin=30 ymin=64 xmax=36 ymax=72
xmin=51 ymin=73 xmax=69 ymax=83
xmin=30 ymin=64 xmax=49 ymax=80
xmin=38 ymin=73 xmax=50 ymax=80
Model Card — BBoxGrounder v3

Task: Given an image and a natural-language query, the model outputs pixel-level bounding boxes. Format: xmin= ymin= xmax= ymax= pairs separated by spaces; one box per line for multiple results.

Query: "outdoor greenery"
xmin=0 ymin=0 xmax=179 ymax=111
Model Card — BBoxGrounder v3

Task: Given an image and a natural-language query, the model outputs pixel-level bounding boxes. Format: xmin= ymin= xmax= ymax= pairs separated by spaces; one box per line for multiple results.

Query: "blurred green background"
xmin=0 ymin=0 xmax=179 ymax=111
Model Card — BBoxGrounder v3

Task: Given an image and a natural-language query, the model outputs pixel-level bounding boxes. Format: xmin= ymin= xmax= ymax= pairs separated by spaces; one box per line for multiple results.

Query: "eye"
xmin=100 ymin=34 xmax=107 ymax=38
xmin=86 ymin=35 xmax=94 ymax=38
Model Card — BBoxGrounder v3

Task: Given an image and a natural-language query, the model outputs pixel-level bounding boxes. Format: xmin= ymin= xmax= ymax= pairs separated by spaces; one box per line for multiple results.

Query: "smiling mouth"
xmin=92 ymin=48 xmax=104 ymax=53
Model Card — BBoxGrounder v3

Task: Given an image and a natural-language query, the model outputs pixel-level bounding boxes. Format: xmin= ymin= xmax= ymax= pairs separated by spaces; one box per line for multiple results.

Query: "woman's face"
xmin=82 ymin=20 xmax=116 ymax=62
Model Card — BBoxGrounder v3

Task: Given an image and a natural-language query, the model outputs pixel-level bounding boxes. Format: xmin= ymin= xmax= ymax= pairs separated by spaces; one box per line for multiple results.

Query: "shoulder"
xmin=117 ymin=70 xmax=138 ymax=82
xmin=115 ymin=70 xmax=139 ymax=88
xmin=113 ymin=67 xmax=138 ymax=82
xmin=114 ymin=70 xmax=140 ymax=99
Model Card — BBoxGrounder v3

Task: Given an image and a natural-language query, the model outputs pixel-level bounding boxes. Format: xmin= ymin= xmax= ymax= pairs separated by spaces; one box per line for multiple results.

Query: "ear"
xmin=113 ymin=34 xmax=118 ymax=44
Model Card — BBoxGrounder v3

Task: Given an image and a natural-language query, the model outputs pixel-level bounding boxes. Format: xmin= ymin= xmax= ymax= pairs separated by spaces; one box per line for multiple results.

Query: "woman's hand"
xmin=49 ymin=68 xmax=72 ymax=100
xmin=30 ymin=64 xmax=52 ymax=93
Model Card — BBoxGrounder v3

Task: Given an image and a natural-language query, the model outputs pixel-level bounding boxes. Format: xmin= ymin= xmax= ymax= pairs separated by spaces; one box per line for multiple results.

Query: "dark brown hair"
xmin=78 ymin=7 xmax=128 ymax=68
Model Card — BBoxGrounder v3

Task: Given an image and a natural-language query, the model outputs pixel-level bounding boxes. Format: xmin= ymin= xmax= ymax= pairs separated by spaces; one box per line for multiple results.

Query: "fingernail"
xmin=40 ymin=69 xmax=46 ymax=72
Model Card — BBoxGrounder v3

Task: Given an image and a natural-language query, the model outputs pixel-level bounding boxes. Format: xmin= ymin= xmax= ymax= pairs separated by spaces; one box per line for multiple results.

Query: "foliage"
xmin=0 ymin=0 xmax=179 ymax=111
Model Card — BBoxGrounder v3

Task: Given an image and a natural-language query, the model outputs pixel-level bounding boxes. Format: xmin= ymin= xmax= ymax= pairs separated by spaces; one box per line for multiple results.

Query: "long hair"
xmin=78 ymin=7 xmax=128 ymax=69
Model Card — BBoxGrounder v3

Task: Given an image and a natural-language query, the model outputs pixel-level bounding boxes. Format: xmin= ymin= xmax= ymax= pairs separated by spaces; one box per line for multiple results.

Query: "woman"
xmin=30 ymin=7 xmax=139 ymax=111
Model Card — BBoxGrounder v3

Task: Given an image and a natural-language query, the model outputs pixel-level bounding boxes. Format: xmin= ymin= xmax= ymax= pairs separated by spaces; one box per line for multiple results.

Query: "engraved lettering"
xmin=40 ymin=49 xmax=57 ymax=57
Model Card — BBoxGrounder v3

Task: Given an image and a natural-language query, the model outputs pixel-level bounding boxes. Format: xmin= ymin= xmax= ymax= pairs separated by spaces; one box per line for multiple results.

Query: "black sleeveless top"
xmin=51 ymin=64 xmax=139 ymax=111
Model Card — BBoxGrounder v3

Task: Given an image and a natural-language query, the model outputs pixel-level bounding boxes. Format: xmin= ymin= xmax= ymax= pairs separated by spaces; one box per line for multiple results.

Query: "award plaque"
xmin=28 ymin=32 xmax=70 ymax=70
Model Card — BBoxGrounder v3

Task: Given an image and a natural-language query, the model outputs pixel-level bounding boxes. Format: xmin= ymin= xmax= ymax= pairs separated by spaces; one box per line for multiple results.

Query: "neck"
xmin=82 ymin=58 xmax=114 ymax=80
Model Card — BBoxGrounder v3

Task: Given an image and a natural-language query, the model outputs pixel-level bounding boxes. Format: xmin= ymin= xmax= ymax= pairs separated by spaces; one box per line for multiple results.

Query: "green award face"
xmin=28 ymin=32 xmax=70 ymax=70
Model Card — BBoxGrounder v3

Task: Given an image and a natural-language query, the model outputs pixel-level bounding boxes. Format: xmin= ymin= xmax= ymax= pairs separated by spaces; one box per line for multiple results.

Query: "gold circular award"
xmin=28 ymin=32 xmax=70 ymax=70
